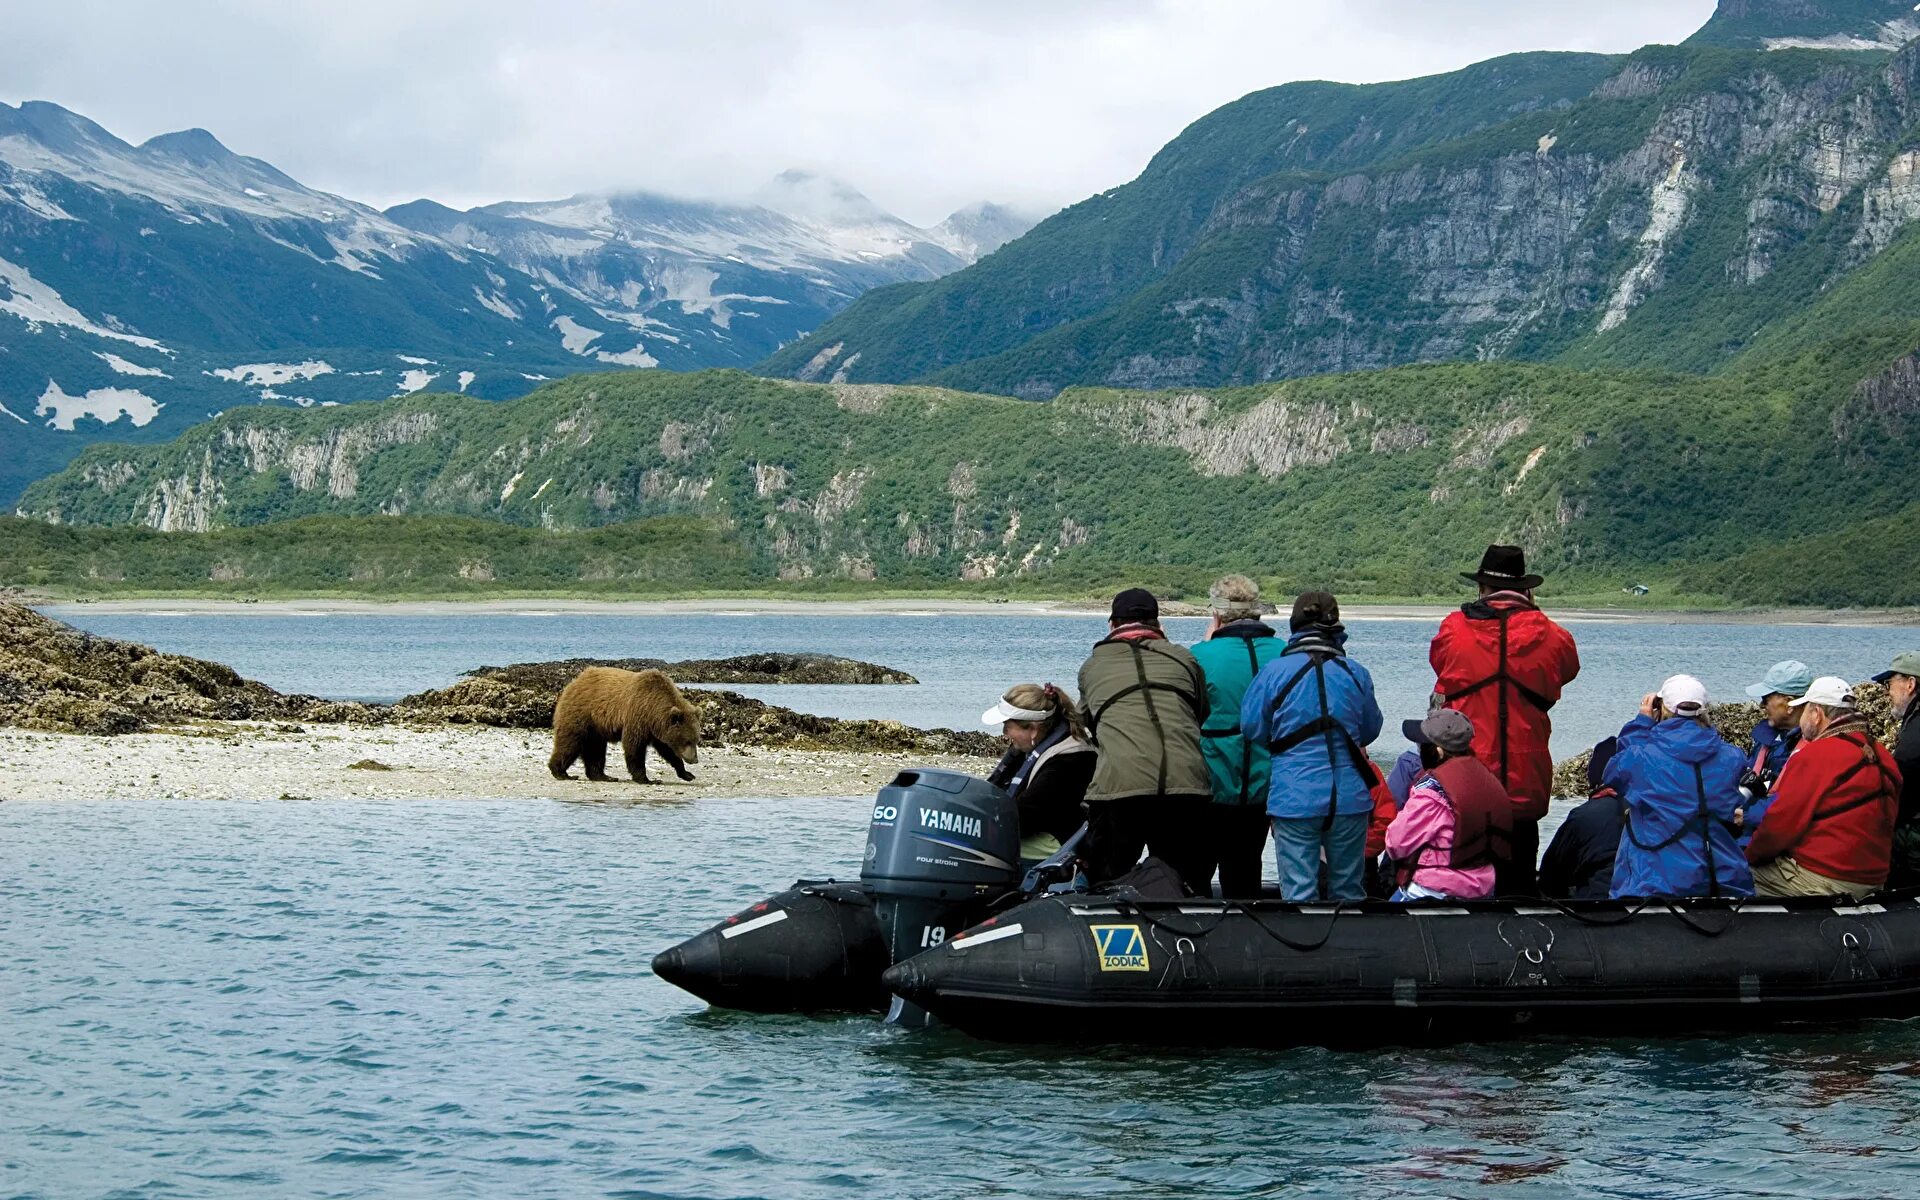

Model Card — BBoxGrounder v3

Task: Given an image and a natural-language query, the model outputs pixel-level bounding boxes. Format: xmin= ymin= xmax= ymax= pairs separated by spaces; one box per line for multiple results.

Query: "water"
xmin=13 ymin=608 xmax=1920 ymax=1196
xmin=38 ymin=606 xmax=1920 ymax=758
xmin=9 ymin=796 xmax=1920 ymax=1199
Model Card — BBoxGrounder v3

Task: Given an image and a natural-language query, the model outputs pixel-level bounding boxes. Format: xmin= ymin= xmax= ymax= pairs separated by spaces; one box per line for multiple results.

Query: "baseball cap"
xmin=1109 ymin=588 xmax=1159 ymax=624
xmin=1873 ymin=651 xmax=1920 ymax=686
xmin=1402 ymin=709 xmax=1475 ymax=754
xmin=1745 ymin=660 xmax=1814 ymax=701
xmin=1789 ymin=676 xmax=1856 ymax=710
xmin=1656 ymin=674 xmax=1710 ymax=717
xmin=1290 ymin=590 xmax=1340 ymax=631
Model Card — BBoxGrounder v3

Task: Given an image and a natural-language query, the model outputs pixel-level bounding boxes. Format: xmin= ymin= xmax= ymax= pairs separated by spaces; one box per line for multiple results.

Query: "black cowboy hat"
xmin=1462 ymin=544 xmax=1543 ymax=591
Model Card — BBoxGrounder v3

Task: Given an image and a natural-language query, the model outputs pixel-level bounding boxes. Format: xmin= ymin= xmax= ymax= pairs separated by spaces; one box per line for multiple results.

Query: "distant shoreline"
xmin=29 ymin=595 xmax=1920 ymax=626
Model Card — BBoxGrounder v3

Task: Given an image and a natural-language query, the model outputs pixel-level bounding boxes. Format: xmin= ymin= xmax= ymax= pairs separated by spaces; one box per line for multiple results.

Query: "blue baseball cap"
xmin=1745 ymin=660 xmax=1813 ymax=701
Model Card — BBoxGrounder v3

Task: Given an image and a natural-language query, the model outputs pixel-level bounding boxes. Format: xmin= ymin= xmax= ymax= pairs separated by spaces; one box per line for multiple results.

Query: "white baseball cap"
xmin=1656 ymin=674 xmax=1709 ymax=717
xmin=1789 ymin=676 xmax=1856 ymax=710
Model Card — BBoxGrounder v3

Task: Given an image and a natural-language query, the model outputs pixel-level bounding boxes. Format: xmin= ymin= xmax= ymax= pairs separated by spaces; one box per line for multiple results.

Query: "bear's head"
xmin=661 ymin=702 xmax=700 ymax=765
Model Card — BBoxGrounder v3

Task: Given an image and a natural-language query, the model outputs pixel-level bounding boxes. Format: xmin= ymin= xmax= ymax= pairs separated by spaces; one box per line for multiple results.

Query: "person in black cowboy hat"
xmin=1427 ymin=545 xmax=1581 ymax=895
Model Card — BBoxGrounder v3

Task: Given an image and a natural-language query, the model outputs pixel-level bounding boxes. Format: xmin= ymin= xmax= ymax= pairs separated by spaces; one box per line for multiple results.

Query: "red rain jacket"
xmin=1429 ymin=594 xmax=1580 ymax=820
xmin=1748 ymin=725 xmax=1902 ymax=885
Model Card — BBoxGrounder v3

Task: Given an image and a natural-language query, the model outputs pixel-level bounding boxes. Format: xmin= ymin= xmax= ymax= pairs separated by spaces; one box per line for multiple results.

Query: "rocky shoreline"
xmin=0 ymin=602 xmax=996 ymax=759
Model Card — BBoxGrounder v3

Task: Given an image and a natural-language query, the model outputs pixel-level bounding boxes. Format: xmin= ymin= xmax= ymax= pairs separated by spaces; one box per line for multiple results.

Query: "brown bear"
xmin=548 ymin=666 xmax=702 ymax=783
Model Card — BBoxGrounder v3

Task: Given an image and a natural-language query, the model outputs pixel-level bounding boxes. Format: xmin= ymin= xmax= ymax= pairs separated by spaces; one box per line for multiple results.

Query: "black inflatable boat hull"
xmin=881 ymin=893 xmax=1920 ymax=1045
xmin=652 ymin=882 xmax=888 ymax=1013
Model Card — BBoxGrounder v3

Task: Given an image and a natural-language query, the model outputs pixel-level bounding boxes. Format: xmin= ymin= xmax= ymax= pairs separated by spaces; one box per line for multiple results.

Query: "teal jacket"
xmin=1191 ymin=621 xmax=1284 ymax=807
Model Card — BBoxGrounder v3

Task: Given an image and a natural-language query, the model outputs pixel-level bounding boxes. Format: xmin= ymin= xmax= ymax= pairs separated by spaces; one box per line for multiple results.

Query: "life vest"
xmin=1395 ymin=755 xmax=1513 ymax=884
xmin=1197 ymin=626 xmax=1278 ymax=804
xmin=1442 ymin=598 xmax=1556 ymax=789
xmin=1084 ymin=631 xmax=1206 ymax=797
xmin=1810 ymin=730 xmax=1901 ymax=826
xmin=1263 ymin=637 xmax=1373 ymax=825
xmin=1622 ymin=760 xmax=1742 ymax=897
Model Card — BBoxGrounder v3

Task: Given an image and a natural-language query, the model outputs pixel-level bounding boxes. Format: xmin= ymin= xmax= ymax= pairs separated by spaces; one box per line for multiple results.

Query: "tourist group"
xmin=979 ymin=545 xmax=1920 ymax=903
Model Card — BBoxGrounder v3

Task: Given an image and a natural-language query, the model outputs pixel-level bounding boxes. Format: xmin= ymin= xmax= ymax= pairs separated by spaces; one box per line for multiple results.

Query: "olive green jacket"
xmin=1077 ymin=629 xmax=1211 ymax=803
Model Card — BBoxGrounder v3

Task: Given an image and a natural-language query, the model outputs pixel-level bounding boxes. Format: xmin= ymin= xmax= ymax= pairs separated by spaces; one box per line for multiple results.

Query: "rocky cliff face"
xmin=768 ymin=33 xmax=1920 ymax=396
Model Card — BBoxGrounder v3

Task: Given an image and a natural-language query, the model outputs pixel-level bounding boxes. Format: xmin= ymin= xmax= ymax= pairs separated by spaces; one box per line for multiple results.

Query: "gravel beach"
xmin=0 ymin=723 xmax=978 ymax=803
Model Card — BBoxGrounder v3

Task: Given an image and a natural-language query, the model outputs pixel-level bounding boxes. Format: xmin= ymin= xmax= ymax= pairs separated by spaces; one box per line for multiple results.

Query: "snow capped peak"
xmin=0 ymin=101 xmax=420 ymax=271
xmin=932 ymin=201 xmax=1040 ymax=258
xmin=0 ymin=101 xmax=128 ymax=157
xmin=753 ymin=169 xmax=890 ymax=226
xmin=140 ymin=128 xmax=238 ymax=164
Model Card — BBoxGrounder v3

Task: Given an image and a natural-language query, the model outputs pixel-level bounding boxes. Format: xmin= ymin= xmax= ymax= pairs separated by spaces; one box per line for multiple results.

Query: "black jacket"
xmin=1538 ymin=791 xmax=1626 ymax=900
xmin=989 ymin=737 xmax=1097 ymax=847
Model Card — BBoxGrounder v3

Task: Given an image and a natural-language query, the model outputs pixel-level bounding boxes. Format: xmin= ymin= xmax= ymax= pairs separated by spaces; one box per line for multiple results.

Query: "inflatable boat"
xmin=652 ymin=768 xmax=1043 ymax=1019
xmin=654 ymin=766 xmax=1920 ymax=1044
xmin=881 ymin=891 xmax=1920 ymax=1045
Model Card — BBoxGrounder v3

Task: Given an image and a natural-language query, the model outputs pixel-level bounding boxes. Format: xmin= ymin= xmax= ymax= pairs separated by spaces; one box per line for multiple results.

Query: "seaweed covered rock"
xmin=393 ymin=672 xmax=997 ymax=757
xmin=393 ymin=677 xmax=558 ymax=728
xmin=0 ymin=602 xmax=379 ymax=733
xmin=468 ymin=653 xmax=917 ymax=690
xmin=0 ymin=602 xmax=994 ymax=756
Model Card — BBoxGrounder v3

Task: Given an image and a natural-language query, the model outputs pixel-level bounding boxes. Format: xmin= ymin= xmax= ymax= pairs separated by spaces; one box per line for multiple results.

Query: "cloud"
xmin=0 ymin=0 xmax=1716 ymax=225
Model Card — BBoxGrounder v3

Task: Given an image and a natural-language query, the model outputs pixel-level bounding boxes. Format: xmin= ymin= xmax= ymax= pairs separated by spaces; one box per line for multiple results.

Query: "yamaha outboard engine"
xmin=862 ymin=768 xmax=1020 ymax=1025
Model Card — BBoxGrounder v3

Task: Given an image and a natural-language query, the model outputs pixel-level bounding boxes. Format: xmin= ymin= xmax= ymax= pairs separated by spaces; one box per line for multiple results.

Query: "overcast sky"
xmin=1 ymin=0 xmax=1716 ymax=226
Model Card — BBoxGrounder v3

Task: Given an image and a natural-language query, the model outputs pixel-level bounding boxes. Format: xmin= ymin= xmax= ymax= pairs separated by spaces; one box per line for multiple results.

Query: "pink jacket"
xmin=1385 ymin=775 xmax=1496 ymax=899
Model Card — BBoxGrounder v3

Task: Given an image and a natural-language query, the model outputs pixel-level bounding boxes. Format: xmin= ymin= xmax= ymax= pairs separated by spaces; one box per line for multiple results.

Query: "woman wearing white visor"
xmin=981 ymin=683 xmax=1097 ymax=863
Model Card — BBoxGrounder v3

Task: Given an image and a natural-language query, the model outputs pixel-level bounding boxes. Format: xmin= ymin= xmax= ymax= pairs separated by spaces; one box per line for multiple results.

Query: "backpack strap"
xmin=1085 ymin=640 xmax=1205 ymax=742
xmin=1809 ymin=732 xmax=1901 ymax=822
xmin=1265 ymin=651 xmax=1372 ymax=829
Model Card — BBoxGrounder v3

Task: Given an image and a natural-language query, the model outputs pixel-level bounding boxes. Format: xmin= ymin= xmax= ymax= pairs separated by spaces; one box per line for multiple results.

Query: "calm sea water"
xmin=11 ymin=609 xmax=1920 ymax=1197
xmin=36 ymin=606 xmax=1920 ymax=760
xmin=9 ymin=795 xmax=1920 ymax=1200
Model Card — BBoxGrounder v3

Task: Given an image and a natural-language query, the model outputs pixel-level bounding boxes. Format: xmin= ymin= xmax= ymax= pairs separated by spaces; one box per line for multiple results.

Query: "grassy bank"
xmin=0 ymin=513 xmax=1763 ymax=610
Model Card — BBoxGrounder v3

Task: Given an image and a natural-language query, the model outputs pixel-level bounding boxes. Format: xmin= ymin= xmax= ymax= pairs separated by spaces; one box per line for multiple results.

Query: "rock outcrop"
xmin=0 ymin=603 xmax=995 ymax=756
xmin=464 ymin=653 xmax=917 ymax=690
xmin=0 ymin=602 xmax=376 ymax=734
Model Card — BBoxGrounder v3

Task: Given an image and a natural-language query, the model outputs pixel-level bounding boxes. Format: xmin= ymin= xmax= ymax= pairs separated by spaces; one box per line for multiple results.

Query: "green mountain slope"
xmin=759 ymin=51 xmax=1625 ymax=394
xmin=1686 ymin=0 xmax=1920 ymax=49
xmin=15 ymin=343 xmax=1920 ymax=603
xmin=762 ymin=19 xmax=1920 ymax=399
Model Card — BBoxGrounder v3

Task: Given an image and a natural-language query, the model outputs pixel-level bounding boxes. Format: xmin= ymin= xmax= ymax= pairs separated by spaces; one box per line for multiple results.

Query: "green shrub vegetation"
xmin=11 ymin=341 xmax=1920 ymax=606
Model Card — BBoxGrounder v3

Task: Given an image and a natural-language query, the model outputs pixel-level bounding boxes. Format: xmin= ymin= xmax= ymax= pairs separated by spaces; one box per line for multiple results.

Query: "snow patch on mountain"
xmin=397 ymin=355 xmax=436 ymax=365
xmin=210 ymin=360 xmax=334 ymax=387
xmin=0 ymin=400 xmax=27 ymax=423
xmin=35 ymin=381 xmax=162 ymax=430
xmin=457 ymin=371 xmax=476 ymax=392
xmin=95 ymin=352 xmax=170 ymax=378
xmin=1765 ymin=17 xmax=1920 ymax=50
xmin=395 ymin=370 xmax=437 ymax=395
xmin=0 ymin=254 xmax=165 ymax=348
xmin=552 ymin=315 xmax=603 ymax=354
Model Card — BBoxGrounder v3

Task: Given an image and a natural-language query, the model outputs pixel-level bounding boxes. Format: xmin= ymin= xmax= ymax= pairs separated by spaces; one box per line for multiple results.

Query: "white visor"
xmin=981 ymin=700 xmax=1052 ymax=726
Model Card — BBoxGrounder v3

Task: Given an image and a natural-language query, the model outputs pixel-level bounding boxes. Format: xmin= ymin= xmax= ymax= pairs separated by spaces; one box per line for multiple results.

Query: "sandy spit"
xmin=0 ymin=723 xmax=975 ymax=803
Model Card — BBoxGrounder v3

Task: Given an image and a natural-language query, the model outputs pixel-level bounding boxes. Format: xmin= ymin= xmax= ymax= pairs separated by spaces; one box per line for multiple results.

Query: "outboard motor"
xmin=862 ymin=768 xmax=1020 ymax=1025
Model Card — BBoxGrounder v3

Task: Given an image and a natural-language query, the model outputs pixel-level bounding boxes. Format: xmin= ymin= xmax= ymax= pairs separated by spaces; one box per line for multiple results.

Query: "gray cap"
xmin=1745 ymin=660 xmax=1813 ymax=701
xmin=1874 ymin=651 xmax=1920 ymax=686
xmin=1403 ymin=709 xmax=1475 ymax=754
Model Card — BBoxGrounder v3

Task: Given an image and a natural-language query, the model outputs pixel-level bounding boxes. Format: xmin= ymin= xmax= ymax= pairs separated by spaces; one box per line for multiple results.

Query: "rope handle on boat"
xmin=1531 ymin=893 xmax=1740 ymax=937
xmin=1113 ymin=897 xmax=1349 ymax=953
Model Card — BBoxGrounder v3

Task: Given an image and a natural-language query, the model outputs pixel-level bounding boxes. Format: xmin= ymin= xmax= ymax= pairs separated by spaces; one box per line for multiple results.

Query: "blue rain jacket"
xmin=1240 ymin=629 xmax=1384 ymax=820
xmin=1604 ymin=715 xmax=1754 ymax=899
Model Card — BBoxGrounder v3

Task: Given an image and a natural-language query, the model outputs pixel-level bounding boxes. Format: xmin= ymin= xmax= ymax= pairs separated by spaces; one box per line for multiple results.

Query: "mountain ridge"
xmin=0 ymin=99 xmax=1036 ymax=506
xmin=760 ymin=15 xmax=1920 ymax=398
